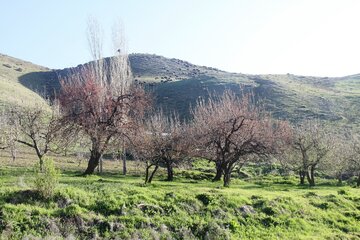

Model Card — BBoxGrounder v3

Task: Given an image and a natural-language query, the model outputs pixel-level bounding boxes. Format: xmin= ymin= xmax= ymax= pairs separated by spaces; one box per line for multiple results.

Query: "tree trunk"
xmin=34 ymin=147 xmax=44 ymax=172
xmin=98 ymin=156 xmax=103 ymax=174
xmin=145 ymin=164 xmax=150 ymax=184
xmin=306 ymin=167 xmax=315 ymax=186
xmin=122 ymin=149 xmax=127 ymax=175
xmin=148 ymin=165 xmax=159 ymax=184
xmin=337 ymin=178 xmax=342 ymax=185
xmin=39 ymin=156 xmax=44 ymax=172
xmin=310 ymin=167 xmax=315 ymax=186
xmin=223 ymin=169 xmax=231 ymax=187
xmin=84 ymin=149 xmax=102 ymax=175
xmin=337 ymin=173 xmax=343 ymax=185
xmin=223 ymin=163 xmax=234 ymax=187
xmin=166 ymin=162 xmax=174 ymax=181
xmin=10 ymin=144 xmax=16 ymax=162
xmin=213 ymin=162 xmax=223 ymax=182
xmin=299 ymin=170 xmax=306 ymax=185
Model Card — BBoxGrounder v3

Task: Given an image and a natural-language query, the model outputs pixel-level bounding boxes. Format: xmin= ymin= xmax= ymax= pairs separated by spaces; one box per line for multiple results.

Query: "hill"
xmin=128 ymin=54 xmax=360 ymax=128
xmin=0 ymin=53 xmax=359 ymax=128
xmin=0 ymin=54 xmax=50 ymax=109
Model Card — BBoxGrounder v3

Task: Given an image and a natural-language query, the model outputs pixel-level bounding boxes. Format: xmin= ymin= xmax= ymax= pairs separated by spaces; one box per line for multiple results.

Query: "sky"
xmin=1 ymin=0 xmax=360 ymax=77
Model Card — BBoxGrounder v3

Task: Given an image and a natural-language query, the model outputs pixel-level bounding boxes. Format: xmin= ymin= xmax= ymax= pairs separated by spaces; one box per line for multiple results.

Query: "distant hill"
xmin=1 ymin=53 xmax=359 ymax=129
xmin=129 ymin=54 xmax=360 ymax=129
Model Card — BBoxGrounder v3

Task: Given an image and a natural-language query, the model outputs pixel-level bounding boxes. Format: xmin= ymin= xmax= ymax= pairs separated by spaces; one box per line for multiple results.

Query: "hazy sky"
xmin=1 ymin=0 xmax=359 ymax=76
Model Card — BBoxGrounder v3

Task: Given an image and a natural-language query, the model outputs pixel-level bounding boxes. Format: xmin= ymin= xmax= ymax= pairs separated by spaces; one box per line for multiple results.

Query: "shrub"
xmin=61 ymin=204 xmax=86 ymax=217
xmin=337 ymin=189 xmax=348 ymax=195
xmin=180 ymin=170 xmax=214 ymax=180
xmin=304 ymin=192 xmax=317 ymax=198
xmin=262 ymin=206 xmax=276 ymax=216
xmin=93 ymin=195 xmax=122 ymax=216
xmin=311 ymin=201 xmax=329 ymax=210
xmin=204 ymin=221 xmax=231 ymax=240
xmin=33 ymin=158 xmax=59 ymax=200
xmin=196 ymin=193 xmax=214 ymax=206
xmin=54 ymin=186 xmax=93 ymax=208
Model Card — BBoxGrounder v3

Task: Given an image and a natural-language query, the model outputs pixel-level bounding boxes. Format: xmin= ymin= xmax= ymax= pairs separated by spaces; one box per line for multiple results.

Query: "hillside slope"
xmin=129 ymin=54 xmax=360 ymax=128
xmin=0 ymin=54 xmax=50 ymax=109
xmin=0 ymin=53 xmax=359 ymax=128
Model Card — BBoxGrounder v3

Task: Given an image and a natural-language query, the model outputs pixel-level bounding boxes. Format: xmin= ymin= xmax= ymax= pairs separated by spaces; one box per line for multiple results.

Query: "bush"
xmin=337 ymin=189 xmax=348 ymax=195
xmin=60 ymin=204 xmax=86 ymax=217
xmin=33 ymin=158 xmax=59 ymax=199
xmin=196 ymin=193 xmax=214 ymax=206
xmin=311 ymin=201 xmax=329 ymax=210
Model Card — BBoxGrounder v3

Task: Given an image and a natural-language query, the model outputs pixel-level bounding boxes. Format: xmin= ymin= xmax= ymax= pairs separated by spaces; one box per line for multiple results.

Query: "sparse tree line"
xmin=1 ymin=85 xmax=360 ymax=187
xmin=1 ymin=18 xmax=360 ymax=187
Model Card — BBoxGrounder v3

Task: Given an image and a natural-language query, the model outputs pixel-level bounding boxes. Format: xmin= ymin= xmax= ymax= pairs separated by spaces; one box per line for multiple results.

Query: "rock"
xmin=239 ymin=205 xmax=256 ymax=216
xmin=165 ymin=192 xmax=176 ymax=199
xmin=57 ymin=197 xmax=72 ymax=208
xmin=109 ymin=221 xmax=125 ymax=232
xmin=65 ymin=234 xmax=76 ymax=240
xmin=46 ymin=218 xmax=61 ymax=235
xmin=120 ymin=203 xmax=127 ymax=216
xmin=74 ymin=215 xmax=85 ymax=229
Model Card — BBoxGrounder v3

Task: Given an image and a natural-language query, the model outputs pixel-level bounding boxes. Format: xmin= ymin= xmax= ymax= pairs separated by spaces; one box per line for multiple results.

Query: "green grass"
xmin=0 ymin=151 xmax=359 ymax=239
xmin=335 ymin=78 xmax=360 ymax=94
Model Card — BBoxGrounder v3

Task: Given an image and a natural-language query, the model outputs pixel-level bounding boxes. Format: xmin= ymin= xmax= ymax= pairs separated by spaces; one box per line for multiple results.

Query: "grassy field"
xmin=0 ymin=150 xmax=359 ymax=239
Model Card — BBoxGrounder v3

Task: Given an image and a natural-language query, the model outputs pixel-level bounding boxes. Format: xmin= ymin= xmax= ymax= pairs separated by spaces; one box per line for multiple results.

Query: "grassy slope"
xmin=0 ymin=157 xmax=359 ymax=239
xmin=0 ymin=54 xmax=50 ymax=110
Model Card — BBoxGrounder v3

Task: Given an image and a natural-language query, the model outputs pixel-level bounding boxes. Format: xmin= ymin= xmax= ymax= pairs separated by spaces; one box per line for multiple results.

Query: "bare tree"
xmin=0 ymin=110 xmax=17 ymax=157
xmin=130 ymin=111 xmax=191 ymax=184
xmin=121 ymin=140 xmax=127 ymax=175
xmin=59 ymin=18 xmax=148 ymax=175
xmin=59 ymin=68 xmax=148 ymax=175
xmin=349 ymin=133 xmax=360 ymax=187
xmin=325 ymin=135 xmax=353 ymax=185
xmin=277 ymin=146 xmax=301 ymax=178
xmin=6 ymin=105 xmax=63 ymax=171
xmin=281 ymin=121 xmax=332 ymax=186
xmin=0 ymin=111 xmax=9 ymax=151
xmin=190 ymin=90 xmax=291 ymax=187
